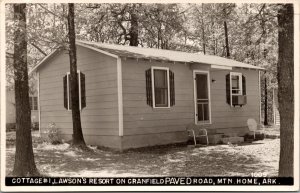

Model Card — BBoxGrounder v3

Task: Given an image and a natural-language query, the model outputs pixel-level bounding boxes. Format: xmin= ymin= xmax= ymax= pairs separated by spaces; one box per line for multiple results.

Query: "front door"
xmin=194 ymin=71 xmax=211 ymax=124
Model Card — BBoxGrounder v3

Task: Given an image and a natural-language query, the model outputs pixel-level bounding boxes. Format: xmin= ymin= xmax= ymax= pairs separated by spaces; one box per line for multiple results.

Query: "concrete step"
xmin=221 ymin=136 xmax=244 ymax=144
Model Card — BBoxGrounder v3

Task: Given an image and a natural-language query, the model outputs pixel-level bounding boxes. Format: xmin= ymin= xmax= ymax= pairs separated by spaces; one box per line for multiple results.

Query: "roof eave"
xmin=29 ymin=48 xmax=62 ymax=75
xmin=29 ymin=42 xmax=120 ymax=75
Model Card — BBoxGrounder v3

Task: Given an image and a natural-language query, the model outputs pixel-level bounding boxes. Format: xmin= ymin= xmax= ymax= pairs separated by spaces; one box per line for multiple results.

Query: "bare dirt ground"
xmin=6 ymin=130 xmax=279 ymax=177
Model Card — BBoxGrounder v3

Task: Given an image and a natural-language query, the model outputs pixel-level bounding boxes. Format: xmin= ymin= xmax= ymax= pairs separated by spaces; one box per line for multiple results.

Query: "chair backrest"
xmin=186 ymin=123 xmax=207 ymax=136
xmin=247 ymin=118 xmax=257 ymax=132
xmin=186 ymin=123 xmax=196 ymax=130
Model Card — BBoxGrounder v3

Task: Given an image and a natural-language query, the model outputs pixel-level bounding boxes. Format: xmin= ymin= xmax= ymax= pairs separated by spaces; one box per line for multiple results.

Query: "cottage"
xmin=30 ymin=40 xmax=264 ymax=150
xmin=5 ymin=52 xmax=39 ymax=130
xmin=6 ymin=88 xmax=39 ymax=128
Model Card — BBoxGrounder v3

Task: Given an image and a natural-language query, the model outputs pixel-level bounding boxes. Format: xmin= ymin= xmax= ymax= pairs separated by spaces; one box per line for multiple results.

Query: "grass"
xmin=6 ymin=130 xmax=279 ymax=177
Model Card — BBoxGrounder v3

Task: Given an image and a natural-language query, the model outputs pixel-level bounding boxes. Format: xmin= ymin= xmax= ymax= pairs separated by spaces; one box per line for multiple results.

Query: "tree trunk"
xmin=277 ymin=4 xmax=294 ymax=177
xmin=12 ymin=4 xmax=39 ymax=176
xmin=157 ymin=26 xmax=161 ymax=49
xmin=264 ymin=76 xmax=268 ymax=125
xmin=224 ymin=20 xmax=230 ymax=58
xmin=129 ymin=5 xmax=138 ymax=46
xmin=201 ymin=4 xmax=206 ymax=54
xmin=67 ymin=3 xmax=86 ymax=148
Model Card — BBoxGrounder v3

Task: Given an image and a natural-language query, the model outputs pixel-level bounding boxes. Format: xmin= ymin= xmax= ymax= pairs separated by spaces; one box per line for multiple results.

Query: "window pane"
xmin=154 ymin=69 xmax=168 ymax=107
xmin=33 ymin=97 xmax=38 ymax=110
xmin=29 ymin=97 xmax=33 ymax=110
xmin=232 ymin=90 xmax=239 ymax=94
xmin=196 ymin=74 xmax=208 ymax=99
xmin=154 ymin=69 xmax=167 ymax=88
xmin=231 ymin=75 xmax=239 ymax=89
xmin=203 ymin=103 xmax=209 ymax=121
xmin=197 ymin=103 xmax=209 ymax=121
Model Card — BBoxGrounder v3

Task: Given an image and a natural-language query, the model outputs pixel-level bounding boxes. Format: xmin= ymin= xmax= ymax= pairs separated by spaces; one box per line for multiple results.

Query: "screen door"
xmin=195 ymin=72 xmax=210 ymax=123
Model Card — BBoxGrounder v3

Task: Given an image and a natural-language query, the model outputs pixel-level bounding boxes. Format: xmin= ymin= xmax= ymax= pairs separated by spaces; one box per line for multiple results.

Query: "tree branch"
xmin=38 ymin=4 xmax=67 ymax=20
xmin=30 ymin=42 xmax=47 ymax=56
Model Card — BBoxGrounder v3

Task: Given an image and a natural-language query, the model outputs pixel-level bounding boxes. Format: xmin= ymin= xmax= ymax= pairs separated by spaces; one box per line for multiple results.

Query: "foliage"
xmin=5 ymin=3 xmax=280 ymax=76
xmin=44 ymin=123 xmax=62 ymax=145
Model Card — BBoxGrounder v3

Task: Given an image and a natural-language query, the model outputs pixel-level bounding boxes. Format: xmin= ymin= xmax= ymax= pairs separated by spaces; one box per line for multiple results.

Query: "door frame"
xmin=193 ymin=70 xmax=212 ymax=125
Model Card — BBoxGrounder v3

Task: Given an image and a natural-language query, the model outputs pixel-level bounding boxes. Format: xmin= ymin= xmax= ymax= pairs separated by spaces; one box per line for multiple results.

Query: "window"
xmin=63 ymin=71 xmax=86 ymax=110
xmin=226 ymin=72 xmax=247 ymax=106
xmin=29 ymin=96 xmax=38 ymax=110
xmin=230 ymin=72 xmax=243 ymax=95
xmin=145 ymin=67 xmax=175 ymax=108
xmin=153 ymin=68 xmax=169 ymax=107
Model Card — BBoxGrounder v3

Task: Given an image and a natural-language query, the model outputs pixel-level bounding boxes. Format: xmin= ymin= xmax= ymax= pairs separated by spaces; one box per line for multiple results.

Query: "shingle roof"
xmin=31 ymin=40 xmax=264 ymax=74
xmin=77 ymin=40 xmax=264 ymax=70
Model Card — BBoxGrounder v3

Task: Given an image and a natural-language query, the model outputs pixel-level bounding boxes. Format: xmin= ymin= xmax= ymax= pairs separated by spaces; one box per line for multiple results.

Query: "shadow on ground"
xmin=6 ymin=132 xmax=279 ymax=177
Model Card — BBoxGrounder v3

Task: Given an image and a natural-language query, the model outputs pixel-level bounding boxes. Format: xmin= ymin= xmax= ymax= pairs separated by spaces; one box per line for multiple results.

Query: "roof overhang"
xmin=29 ymin=48 xmax=62 ymax=75
xmin=29 ymin=43 xmax=120 ymax=75
xmin=29 ymin=41 xmax=265 ymax=75
xmin=211 ymin=64 xmax=232 ymax=70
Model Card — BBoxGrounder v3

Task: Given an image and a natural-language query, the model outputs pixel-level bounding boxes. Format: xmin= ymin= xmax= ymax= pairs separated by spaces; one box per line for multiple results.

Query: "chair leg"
xmin=192 ymin=131 xmax=197 ymax=146
xmin=206 ymin=136 xmax=209 ymax=145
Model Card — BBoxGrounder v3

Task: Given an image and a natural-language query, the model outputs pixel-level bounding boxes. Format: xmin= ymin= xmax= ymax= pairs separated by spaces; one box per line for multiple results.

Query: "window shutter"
xmin=242 ymin=75 xmax=246 ymax=95
xmin=63 ymin=75 xmax=68 ymax=109
xmin=145 ymin=69 xmax=152 ymax=106
xmin=169 ymin=70 xmax=175 ymax=106
xmin=68 ymin=74 xmax=72 ymax=110
xmin=80 ymin=72 xmax=86 ymax=109
xmin=226 ymin=74 xmax=230 ymax=105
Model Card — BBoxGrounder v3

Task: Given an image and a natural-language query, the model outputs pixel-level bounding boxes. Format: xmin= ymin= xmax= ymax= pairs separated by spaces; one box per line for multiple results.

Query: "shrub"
xmin=6 ymin=123 xmax=16 ymax=131
xmin=44 ymin=123 xmax=62 ymax=145
xmin=31 ymin=122 xmax=39 ymax=130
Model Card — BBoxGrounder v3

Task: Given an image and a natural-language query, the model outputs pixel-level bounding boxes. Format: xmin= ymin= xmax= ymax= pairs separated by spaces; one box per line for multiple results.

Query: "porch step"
xmin=208 ymin=134 xmax=223 ymax=144
xmin=221 ymin=136 xmax=244 ymax=144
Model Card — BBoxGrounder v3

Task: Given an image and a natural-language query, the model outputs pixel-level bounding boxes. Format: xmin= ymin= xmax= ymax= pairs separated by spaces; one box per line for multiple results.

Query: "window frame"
xmin=151 ymin=66 xmax=170 ymax=108
xmin=29 ymin=96 xmax=38 ymax=111
xmin=230 ymin=72 xmax=243 ymax=106
xmin=230 ymin=72 xmax=243 ymax=95
xmin=66 ymin=70 xmax=82 ymax=111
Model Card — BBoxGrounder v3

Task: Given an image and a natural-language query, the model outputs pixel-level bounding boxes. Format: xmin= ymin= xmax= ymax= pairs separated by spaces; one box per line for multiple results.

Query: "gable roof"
xmin=30 ymin=40 xmax=264 ymax=74
xmin=77 ymin=40 xmax=264 ymax=70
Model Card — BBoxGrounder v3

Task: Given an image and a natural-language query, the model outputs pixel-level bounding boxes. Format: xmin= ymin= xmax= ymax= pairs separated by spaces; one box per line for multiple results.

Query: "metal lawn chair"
xmin=247 ymin=118 xmax=264 ymax=139
xmin=186 ymin=123 xmax=209 ymax=146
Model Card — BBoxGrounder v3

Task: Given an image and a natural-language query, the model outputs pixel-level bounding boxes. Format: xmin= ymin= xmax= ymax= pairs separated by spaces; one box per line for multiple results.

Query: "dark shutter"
xmin=145 ymin=69 xmax=152 ymax=106
xmin=242 ymin=75 xmax=246 ymax=95
xmin=63 ymin=75 xmax=68 ymax=109
xmin=226 ymin=74 xmax=230 ymax=105
xmin=169 ymin=70 xmax=175 ymax=106
xmin=80 ymin=72 xmax=86 ymax=109
xmin=68 ymin=74 xmax=72 ymax=110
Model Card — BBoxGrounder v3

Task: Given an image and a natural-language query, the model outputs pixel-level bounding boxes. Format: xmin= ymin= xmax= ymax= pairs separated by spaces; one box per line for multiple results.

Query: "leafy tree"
xmin=67 ymin=3 xmax=87 ymax=148
xmin=277 ymin=3 xmax=294 ymax=177
xmin=12 ymin=3 xmax=38 ymax=176
xmin=141 ymin=4 xmax=185 ymax=50
xmin=110 ymin=4 xmax=139 ymax=46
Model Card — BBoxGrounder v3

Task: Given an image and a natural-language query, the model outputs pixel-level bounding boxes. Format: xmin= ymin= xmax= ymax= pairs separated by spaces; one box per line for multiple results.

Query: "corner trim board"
xmin=117 ymin=57 xmax=124 ymax=136
xmin=37 ymin=72 xmax=41 ymax=135
xmin=259 ymin=71 xmax=261 ymax=124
